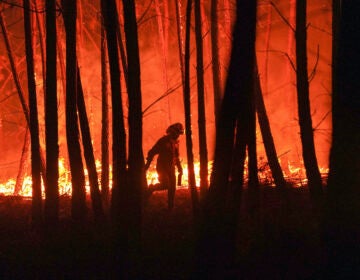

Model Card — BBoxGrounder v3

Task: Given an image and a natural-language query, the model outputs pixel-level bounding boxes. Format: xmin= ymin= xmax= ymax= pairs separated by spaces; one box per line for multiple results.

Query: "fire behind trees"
xmin=1 ymin=0 xmax=358 ymax=279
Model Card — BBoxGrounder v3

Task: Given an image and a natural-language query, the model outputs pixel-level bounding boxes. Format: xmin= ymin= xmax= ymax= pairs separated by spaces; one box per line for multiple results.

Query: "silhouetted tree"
xmin=197 ymin=0 xmax=257 ymax=277
xmin=295 ymin=0 xmax=323 ymax=203
xmin=254 ymin=63 xmax=286 ymax=189
xmin=194 ymin=0 xmax=209 ymax=199
xmin=62 ymin=0 xmax=87 ymax=221
xmin=325 ymin=1 xmax=360 ymax=278
xmin=44 ymin=0 xmax=59 ymax=225
xmin=184 ymin=0 xmax=200 ymax=216
xmin=76 ymin=68 xmax=105 ymax=222
xmin=122 ymin=0 xmax=144 ymax=275
xmin=100 ymin=16 xmax=110 ymax=206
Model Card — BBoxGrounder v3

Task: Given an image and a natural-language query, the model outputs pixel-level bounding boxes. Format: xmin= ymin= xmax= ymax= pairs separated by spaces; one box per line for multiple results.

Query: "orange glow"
xmin=0 ymin=158 xmax=328 ymax=197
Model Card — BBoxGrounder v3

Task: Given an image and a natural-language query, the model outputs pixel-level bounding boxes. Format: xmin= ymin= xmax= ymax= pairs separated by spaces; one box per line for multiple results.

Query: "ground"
xmin=0 ymin=186 xmax=327 ymax=279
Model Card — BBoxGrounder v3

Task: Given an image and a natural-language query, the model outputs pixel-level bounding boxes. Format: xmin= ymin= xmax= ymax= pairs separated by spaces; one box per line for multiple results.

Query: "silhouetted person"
xmin=145 ymin=123 xmax=184 ymax=210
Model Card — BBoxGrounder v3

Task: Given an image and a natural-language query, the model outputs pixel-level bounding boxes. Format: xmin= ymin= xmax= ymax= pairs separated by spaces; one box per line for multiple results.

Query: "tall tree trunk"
xmin=44 ymin=0 xmax=59 ymax=225
xmin=325 ymin=1 xmax=360 ymax=278
xmin=62 ymin=0 xmax=87 ymax=222
xmin=184 ymin=0 xmax=200 ymax=217
xmin=76 ymin=67 xmax=105 ymax=222
xmin=175 ymin=0 xmax=185 ymax=86
xmin=295 ymin=0 xmax=323 ymax=203
xmin=101 ymin=0 xmax=128 ymax=263
xmin=194 ymin=0 xmax=208 ymax=199
xmin=254 ymin=63 xmax=286 ymax=189
xmin=24 ymin=0 xmax=42 ymax=225
xmin=211 ymin=0 xmax=222 ymax=125
xmin=122 ymin=0 xmax=144 ymax=276
xmin=197 ymin=1 xmax=257 ymax=277
xmin=100 ymin=15 xmax=110 ymax=206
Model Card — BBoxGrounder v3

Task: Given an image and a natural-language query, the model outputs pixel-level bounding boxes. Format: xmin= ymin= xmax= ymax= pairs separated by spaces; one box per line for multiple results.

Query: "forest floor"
xmin=0 ymin=185 xmax=328 ymax=279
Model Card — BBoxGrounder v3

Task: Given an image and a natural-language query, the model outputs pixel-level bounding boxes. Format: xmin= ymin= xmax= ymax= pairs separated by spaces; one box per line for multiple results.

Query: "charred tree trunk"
xmin=325 ymin=1 xmax=360 ymax=278
xmin=194 ymin=0 xmax=209 ymax=200
xmin=62 ymin=0 xmax=87 ymax=222
xmin=122 ymin=1 xmax=144 ymax=275
xmin=24 ymin=0 xmax=42 ymax=225
xmin=197 ymin=1 xmax=257 ymax=277
xmin=211 ymin=0 xmax=222 ymax=125
xmin=184 ymin=0 xmax=200 ymax=217
xmin=254 ymin=63 xmax=286 ymax=189
xmin=76 ymin=68 xmax=105 ymax=222
xmin=100 ymin=16 xmax=110 ymax=206
xmin=295 ymin=0 xmax=323 ymax=203
xmin=44 ymin=0 xmax=59 ymax=225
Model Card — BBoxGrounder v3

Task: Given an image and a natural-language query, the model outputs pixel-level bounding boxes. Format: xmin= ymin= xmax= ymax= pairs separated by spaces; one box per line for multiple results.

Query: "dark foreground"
xmin=0 ymin=187 xmax=328 ymax=279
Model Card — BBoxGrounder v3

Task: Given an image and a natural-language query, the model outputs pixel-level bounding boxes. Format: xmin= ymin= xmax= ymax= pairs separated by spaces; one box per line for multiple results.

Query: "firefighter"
xmin=144 ymin=123 xmax=184 ymax=210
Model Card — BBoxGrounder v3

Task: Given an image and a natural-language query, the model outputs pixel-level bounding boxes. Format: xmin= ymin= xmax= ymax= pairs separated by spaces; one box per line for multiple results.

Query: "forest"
xmin=0 ymin=0 xmax=359 ymax=279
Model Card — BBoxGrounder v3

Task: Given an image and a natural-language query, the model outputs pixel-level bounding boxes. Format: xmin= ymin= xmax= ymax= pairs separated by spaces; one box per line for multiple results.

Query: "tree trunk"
xmin=101 ymin=0 xmax=127 ymax=213
xmin=325 ymin=1 xmax=360 ymax=278
xmin=122 ymin=0 xmax=144 ymax=276
xmin=76 ymin=67 xmax=105 ymax=222
xmin=44 ymin=0 xmax=59 ymax=226
xmin=62 ymin=0 xmax=87 ymax=222
xmin=100 ymin=15 xmax=110 ymax=206
xmin=24 ymin=0 xmax=43 ymax=225
xmin=184 ymin=0 xmax=200 ymax=217
xmin=14 ymin=128 xmax=30 ymax=195
xmin=197 ymin=1 xmax=257 ymax=277
xmin=254 ymin=63 xmax=287 ymax=189
xmin=295 ymin=0 xmax=323 ymax=203
xmin=211 ymin=0 xmax=222 ymax=125
xmin=194 ymin=0 xmax=209 ymax=200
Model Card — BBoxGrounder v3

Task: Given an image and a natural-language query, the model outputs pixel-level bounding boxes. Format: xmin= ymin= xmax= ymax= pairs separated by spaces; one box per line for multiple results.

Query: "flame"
xmin=0 ymin=158 xmax=328 ymax=197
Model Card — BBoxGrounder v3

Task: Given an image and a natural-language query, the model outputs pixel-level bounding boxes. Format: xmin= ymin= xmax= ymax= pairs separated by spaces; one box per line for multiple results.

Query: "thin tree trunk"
xmin=254 ymin=63 xmax=286 ymax=189
xmin=175 ymin=0 xmax=185 ymax=86
xmin=76 ymin=67 xmax=105 ymax=222
xmin=154 ymin=0 xmax=172 ymax=123
xmin=62 ymin=0 xmax=87 ymax=221
xmin=14 ymin=128 xmax=30 ymax=195
xmin=44 ymin=0 xmax=59 ymax=225
xmin=100 ymin=15 xmax=110 ymax=207
xmin=184 ymin=0 xmax=200 ymax=217
xmin=122 ymin=1 xmax=144 ymax=275
xmin=101 ymin=0 xmax=127 ymax=238
xmin=24 ymin=0 xmax=42 ymax=225
xmin=295 ymin=0 xmax=323 ymax=203
xmin=211 ymin=0 xmax=221 ymax=125
xmin=194 ymin=0 xmax=208 ymax=199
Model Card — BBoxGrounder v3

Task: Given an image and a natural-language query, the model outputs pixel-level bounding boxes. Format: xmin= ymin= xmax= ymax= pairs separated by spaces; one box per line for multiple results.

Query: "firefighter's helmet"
xmin=166 ymin=123 xmax=184 ymax=135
